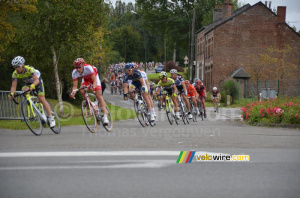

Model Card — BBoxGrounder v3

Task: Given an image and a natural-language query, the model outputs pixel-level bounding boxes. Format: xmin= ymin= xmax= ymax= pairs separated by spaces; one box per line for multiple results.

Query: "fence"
xmin=0 ymin=90 xmax=24 ymax=120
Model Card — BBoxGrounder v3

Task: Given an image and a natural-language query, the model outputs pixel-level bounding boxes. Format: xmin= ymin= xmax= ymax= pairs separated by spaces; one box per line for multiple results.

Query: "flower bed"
xmin=241 ymin=97 xmax=300 ymax=125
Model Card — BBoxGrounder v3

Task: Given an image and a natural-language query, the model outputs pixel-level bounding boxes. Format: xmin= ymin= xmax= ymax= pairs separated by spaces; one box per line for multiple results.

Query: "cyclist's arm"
xmin=211 ymin=94 xmax=214 ymax=100
xmin=204 ymin=90 xmax=207 ymax=99
xmin=123 ymin=82 xmax=129 ymax=94
xmin=30 ymin=74 xmax=39 ymax=91
xmin=146 ymin=79 xmax=150 ymax=91
xmin=172 ymin=84 xmax=178 ymax=95
xmin=71 ymin=79 xmax=78 ymax=94
xmin=182 ymin=83 xmax=187 ymax=95
xmin=9 ymin=79 xmax=17 ymax=98
xmin=90 ymin=74 xmax=97 ymax=91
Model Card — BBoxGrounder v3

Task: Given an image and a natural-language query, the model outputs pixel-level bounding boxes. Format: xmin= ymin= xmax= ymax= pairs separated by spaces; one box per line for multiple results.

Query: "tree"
xmin=260 ymin=45 xmax=299 ymax=95
xmin=244 ymin=54 xmax=269 ymax=96
xmin=0 ymin=0 xmax=37 ymax=62
xmin=20 ymin=0 xmax=107 ymax=115
xmin=110 ymin=25 xmax=142 ymax=62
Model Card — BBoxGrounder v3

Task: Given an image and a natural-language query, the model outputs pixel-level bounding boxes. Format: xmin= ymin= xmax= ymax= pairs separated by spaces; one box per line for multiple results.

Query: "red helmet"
xmin=133 ymin=63 xmax=138 ymax=69
xmin=184 ymin=80 xmax=189 ymax=84
xmin=73 ymin=58 xmax=85 ymax=67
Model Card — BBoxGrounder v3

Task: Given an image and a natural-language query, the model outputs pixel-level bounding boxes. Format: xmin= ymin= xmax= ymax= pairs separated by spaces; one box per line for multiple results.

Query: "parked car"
xmin=155 ymin=65 xmax=165 ymax=73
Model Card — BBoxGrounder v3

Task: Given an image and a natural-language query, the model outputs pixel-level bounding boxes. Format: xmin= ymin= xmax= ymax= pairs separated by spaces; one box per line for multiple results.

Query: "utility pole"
xmin=190 ymin=7 xmax=196 ymax=81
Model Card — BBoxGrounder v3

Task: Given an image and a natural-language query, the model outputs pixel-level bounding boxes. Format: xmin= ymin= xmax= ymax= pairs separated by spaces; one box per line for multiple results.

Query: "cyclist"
xmin=69 ymin=58 xmax=109 ymax=125
xmin=9 ymin=56 xmax=55 ymax=128
xmin=156 ymin=71 xmax=180 ymax=119
xmin=194 ymin=79 xmax=207 ymax=118
xmin=170 ymin=69 xmax=192 ymax=119
xmin=134 ymin=64 xmax=156 ymax=118
xmin=211 ymin=87 xmax=221 ymax=112
xmin=184 ymin=80 xmax=200 ymax=115
xmin=123 ymin=63 xmax=155 ymax=121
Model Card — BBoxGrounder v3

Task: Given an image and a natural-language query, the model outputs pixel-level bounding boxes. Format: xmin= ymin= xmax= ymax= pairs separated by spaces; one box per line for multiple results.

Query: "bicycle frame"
xmin=24 ymin=93 xmax=47 ymax=123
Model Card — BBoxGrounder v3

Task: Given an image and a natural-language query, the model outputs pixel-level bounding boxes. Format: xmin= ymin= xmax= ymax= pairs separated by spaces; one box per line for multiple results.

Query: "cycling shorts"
xmin=81 ymin=75 xmax=102 ymax=91
xmin=23 ymin=77 xmax=45 ymax=96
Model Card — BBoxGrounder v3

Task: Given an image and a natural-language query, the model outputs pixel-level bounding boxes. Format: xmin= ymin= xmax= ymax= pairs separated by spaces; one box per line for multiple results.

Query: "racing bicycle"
xmin=12 ymin=90 xmax=61 ymax=136
xmin=73 ymin=85 xmax=113 ymax=133
xmin=131 ymin=89 xmax=155 ymax=127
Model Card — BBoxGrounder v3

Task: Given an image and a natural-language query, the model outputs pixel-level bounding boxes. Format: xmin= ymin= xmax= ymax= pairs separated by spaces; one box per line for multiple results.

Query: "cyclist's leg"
xmin=201 ymin=98 xmax=207 ymax=116
xmin=182 ymin=94 xmax=190 ymax=112
xmin=32 ymin=80 xmax=52 ymax=117
xmin=212 ymin=98 xmax=216 ymax=109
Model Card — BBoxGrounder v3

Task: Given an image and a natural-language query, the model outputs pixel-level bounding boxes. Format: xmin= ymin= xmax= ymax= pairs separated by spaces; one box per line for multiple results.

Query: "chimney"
xmin=277 ymin=6 xmax=286 ymax=23
xmin=269 ymin=1 xmax=271 ymax=9
xmin=213 ymin=1 xmax=223 ymax=21
xmin=222 ymin=0 xmax=232 ymax=17
xmin=265 ymin=1 xmax=267 ymax=6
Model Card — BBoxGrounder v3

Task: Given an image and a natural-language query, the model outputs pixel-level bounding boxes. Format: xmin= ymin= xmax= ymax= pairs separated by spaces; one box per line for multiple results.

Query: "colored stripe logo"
xmin=176 ymin=151 xmax=196 ymax=163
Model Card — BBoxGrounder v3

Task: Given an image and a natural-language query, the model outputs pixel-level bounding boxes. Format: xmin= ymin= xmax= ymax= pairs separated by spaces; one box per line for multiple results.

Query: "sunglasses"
xmin=13 ymin=65 xmax=21 ymax=69
xmin=127 ymin=69 xmax=132 ymax=71
xmin=75 ymin=66 xmax=81 ymax=69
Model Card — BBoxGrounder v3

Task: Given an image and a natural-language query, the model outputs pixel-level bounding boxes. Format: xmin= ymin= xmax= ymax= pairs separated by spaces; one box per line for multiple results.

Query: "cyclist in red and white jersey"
xmin=69 ymin=58 xmax=109 ymax=125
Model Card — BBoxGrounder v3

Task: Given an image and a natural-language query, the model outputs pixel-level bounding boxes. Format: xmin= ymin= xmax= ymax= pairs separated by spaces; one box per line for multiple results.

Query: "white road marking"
xmin=0 ymin=151 xmax=226 ymax=158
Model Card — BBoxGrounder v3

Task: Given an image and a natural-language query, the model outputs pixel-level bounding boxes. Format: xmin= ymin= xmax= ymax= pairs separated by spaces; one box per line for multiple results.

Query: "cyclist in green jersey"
xmin=156 ymin=71 xmax=180 ymax=120
xmin=9 ymin=56 xmax=55 ymax=128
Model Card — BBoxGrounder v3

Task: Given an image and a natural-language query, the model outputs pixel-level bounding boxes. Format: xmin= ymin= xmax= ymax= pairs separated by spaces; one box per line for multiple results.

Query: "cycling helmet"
xmin=133 ymin=63 xmax=138 ymax=69
xmin=184 ymin=80 xmax=189 ymax=84
xmin=124 ymin=63 xmax=133 ymax=69
xmin=194 ymin=78 xmax=199 ymax=83
xmin=73 ymin=58 xmax=85 ymax=67
xmin=159 ymin=71 xmax=167 ymax=79
xmin=170 ymin=69 xmax=177 ymax=74
xmin=11 ymin=56 xmax=25 ymax=67
xmin=213 ymin=87 xmax=217 ymax=91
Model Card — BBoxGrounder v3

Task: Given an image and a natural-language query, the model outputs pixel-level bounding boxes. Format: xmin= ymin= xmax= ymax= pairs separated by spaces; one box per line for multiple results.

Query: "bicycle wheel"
xmin=193 ymin=107 xmax=197 ymax=122
xmin=81 ymin=100 xmax=97 ymax=133
xmin=173 ymin=102 xmax=179 ymax=125
xmin=103 ymin=106 xmax=113 ymax=132
xmin=21 ymin=99 xmax=43 ymax=136
xmin=48 ymin=102 xmax=61 ymax=134
xmin=134 ymin=100 xmax=147 ymax=127
xmin=179 ymin=101 xmax=186 ymax=124
xmin=166 ymin=99 xmax=174 ymax=125
xmin=199 ymin=103 xmax=204 ymax=121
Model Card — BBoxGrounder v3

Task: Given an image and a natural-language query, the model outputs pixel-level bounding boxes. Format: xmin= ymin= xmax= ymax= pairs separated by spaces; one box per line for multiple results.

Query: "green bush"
xmin=223 ymin=80 xmax=238 ymax=101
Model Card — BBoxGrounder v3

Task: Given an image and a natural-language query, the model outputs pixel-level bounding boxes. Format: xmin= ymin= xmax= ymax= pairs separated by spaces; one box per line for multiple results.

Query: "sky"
xmin=108 ymin=0 xmax=300 ymax=31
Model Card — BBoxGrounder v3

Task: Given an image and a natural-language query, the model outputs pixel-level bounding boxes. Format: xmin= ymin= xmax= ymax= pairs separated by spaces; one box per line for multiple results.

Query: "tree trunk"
xmin=173 ymin=42 xmax=176 ymax=63
xmin=50 ymin=45 xmax=64 ymax=116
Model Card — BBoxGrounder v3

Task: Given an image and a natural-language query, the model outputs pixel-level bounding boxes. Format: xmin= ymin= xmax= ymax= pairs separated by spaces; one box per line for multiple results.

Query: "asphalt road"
xmin=0 ymin=87 xmax=299 ymax=198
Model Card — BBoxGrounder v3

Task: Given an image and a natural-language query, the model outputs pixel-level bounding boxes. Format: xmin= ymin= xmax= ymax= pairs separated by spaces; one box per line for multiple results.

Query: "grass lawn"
xmin=0 ymin=98 xmax=136 ymax=130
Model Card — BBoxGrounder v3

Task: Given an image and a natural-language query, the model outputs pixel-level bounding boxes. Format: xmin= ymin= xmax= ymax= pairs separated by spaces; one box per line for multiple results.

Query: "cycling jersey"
xmin=172 ymin=74 xmax=184 ymax=92
xmin=12 ymin=65 xmax=41 ymax=84
xmin=12 ymin=65 xmax=45 ymax=95
xmin=186 ymin=84 xmax=196 ymax=97
xmin=123 ymin=69 xmax=144 ymax=89
xmin=195 ymin=84 xmax=206 ymax=97
xmin=157 ymin=78 xmax=175 ymax=90
xmin=212 ymin=91 xmax=219 ymax=98
xmin=72 ymin=64 xmax=101 ymax=91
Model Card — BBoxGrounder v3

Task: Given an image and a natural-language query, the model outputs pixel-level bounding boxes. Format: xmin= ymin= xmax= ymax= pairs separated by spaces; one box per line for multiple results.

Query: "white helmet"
xmin=170 ymin=69 xmax=177 ymax=74
xmin=213 ymin=87 xmax=217 ymax=91
xmin=11 ymin=56 xmax=25 ymax=67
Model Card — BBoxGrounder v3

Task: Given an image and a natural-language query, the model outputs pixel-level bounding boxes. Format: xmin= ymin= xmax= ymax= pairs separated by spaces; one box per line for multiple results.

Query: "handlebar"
xmin=11 ymin=90 xmax=31 ymax=105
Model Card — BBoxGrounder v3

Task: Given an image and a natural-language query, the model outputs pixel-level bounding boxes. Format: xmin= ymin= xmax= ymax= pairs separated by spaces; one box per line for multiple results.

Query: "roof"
xmin=231 ymin=68 xmax=251 ymax=78
xmin=196 ymin=1 xmax=300 ymax=37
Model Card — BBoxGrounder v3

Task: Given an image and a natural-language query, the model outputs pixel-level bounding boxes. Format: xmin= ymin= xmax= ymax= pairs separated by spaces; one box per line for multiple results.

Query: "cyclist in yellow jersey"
xmin=156 ymin=71 xmax=180 ymax=119
xmin=8 ymin=56 xmax=55 ymax=128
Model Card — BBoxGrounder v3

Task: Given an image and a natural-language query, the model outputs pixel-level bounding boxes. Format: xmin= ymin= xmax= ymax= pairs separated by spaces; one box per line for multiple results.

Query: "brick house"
xmin=195 ymin=0 xmax=300 ymax=96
